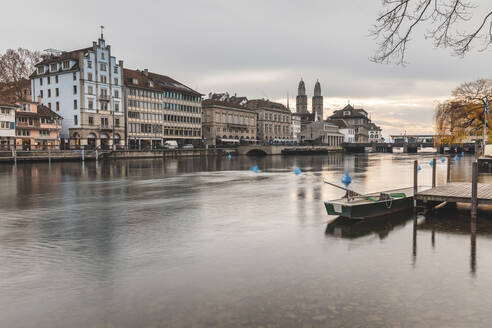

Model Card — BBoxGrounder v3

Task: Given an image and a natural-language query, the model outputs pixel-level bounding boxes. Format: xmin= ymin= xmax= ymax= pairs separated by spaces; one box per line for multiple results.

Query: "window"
xmin=55 ymin=88 xmax=59 ymax=97
xmin=88 ymin=99 xmax=94 ymax=110
xmin=74 ymin=115 xmax=78 ymax=125
xmin=100 ymin=63 xmax=106 ymax=71
xmin=115 ymin=118 xmax=120 ymax=127
xmin=47 ymin=76 xmax=51 ymax=84
xmin=39 ymin=77 xmax=43 ymax=85
xmin=114 ymin=66 xmax=118 ymax=74
xmin=88 ymin=85 xmax=93 ymax=94
xmin=40 ymin=90 xmax=43 ymax=98
xmin=114 ymin=90 xmax=119 ymax=98
xmin=88 ymin=72 xmax=93 ymax=81
xmin=48 ymin=102 xmax=51 ymax=109
xmin=55 ymin=75 xmax=59 ymax=83
xmin=101 ymin=52 xmax=105 ymax=59
xmin=132 ymin=78 xmax=138 ymax=84
xmin=56 ymin=102 xmax=59 ymax=111
xmin=88 ymin=116 xmax=94 ymax=125
xmin=37 ymin=66 xmax=44 ymax=74
xmin=73 ymin=85 xmax=77 ymax=94
xmin=48 ymin=89 xmax=51 ymax=97
xmin=114 ymin=78 xmax=118 ymax=85
xmin=114 ymin=102 xmax=119 ymax=112
xmin=88 ymin=60 xmax=92 ymax=69
xmin=73 ymin=100 xmax=77 ymax=109
xmin=63 ymin=61 xmax=70 ymax=69
xmin=73 ymin=72 xmax=77 ymax=81
xmin=100 ymin=75 xmax=107 ymax=83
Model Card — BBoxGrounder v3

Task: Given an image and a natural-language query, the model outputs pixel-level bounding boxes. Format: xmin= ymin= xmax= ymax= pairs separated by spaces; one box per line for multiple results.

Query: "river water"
xmin=1 ymin=153 xmax=492 ymax=328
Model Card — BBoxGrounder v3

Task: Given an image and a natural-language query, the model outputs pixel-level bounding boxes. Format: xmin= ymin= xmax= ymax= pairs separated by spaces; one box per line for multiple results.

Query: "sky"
xmin=1 ymin=0 xmax=491 ymax=138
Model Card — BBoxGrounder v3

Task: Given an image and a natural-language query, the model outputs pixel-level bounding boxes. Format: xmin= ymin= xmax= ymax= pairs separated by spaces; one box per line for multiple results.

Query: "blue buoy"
xmin=250 ymin=165 xmax=259 ymax=173
xmin=461 ymin=151 xmax=465 ymax=157
xmin=228 ymin=154 xmax=232 ymax=160
xmin=429 ymin=160 xmax=434 ymax=167
xmin=417 ymin=164 xmax=422 ymax=171
xmin=293 ymin=167 xmax=301 ymax=175
xmin=341 ymin=172 xmax=352 ymax=187
xmin=441 ymin=157 xmax=445 ymax=163
xmin=454 ymin=155 xmax=459 ymax=161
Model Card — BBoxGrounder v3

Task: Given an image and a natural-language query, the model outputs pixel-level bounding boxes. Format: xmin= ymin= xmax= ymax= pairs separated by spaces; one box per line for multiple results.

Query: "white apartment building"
xmin=0 ymin=103 xmax=16 ymax=149
xmin=30 ymin=33 xmax=124 ymax=149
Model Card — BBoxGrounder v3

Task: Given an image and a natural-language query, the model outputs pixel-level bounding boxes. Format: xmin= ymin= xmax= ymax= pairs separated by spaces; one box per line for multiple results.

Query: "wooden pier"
xmin=416 ymin=182 xmax=492 ymax=205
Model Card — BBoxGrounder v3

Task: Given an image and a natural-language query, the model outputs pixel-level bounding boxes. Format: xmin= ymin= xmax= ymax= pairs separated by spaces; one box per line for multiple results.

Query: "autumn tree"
xmin=0 ymin=48 xmax=41 ymax=101
xmin=372 ymin=0 xmax=492 ymax=64
xmin=435 ymin=79 xmax=492 ymax=143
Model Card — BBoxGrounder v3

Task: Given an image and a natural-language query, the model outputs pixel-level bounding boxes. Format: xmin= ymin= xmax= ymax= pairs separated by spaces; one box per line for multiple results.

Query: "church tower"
xmin=296 ymin=79 xmax=308 ymax=114
xmin=312 ymin=80 xmax=323 ymax=120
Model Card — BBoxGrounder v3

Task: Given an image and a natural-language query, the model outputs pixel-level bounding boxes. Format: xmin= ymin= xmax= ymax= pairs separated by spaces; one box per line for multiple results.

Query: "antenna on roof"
xmin=287 ymin=92 xmax=290 ymax=109
xmin=100 ymin=25 xmax=105 ymax=39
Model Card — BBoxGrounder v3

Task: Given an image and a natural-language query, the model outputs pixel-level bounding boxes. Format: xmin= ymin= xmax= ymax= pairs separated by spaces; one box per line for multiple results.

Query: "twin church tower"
xmin=295 ymin=79 xmax=323 ymax=120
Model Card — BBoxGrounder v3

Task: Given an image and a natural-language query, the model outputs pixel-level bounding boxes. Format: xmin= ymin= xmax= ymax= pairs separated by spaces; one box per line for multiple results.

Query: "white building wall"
xmin=0 ymin=107 xmax=16 ymax=138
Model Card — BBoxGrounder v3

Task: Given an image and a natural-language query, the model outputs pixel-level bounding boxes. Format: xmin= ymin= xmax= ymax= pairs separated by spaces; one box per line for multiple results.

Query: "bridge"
xmin=237 ymin=145 xmax=343 ymax=156
xmin=343 ymin=142 xmax=477 ymax=153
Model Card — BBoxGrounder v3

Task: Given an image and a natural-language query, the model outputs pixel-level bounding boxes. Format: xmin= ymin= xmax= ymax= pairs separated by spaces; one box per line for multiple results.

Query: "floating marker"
xmin=341 ymin=172 xmax=352 ymax=187
xmin=454 ymin=155 xmax=459 ymax=161
xmin=429 ymin=160 xmax=434 ymax=167
xmin=250 ymin=165 xmax=259 ymax=173
xmin=441 ymin=157 xmax=445 ymax=163
xmin=461 ymin=151 xmax=465 ymax=157
xmin=417 ymin=164 xmax=422 ymax=171
xmin=228 ymin=154 xmax=232 ymax=160
xmin=293 ymin=167 xmax=301 ymax=175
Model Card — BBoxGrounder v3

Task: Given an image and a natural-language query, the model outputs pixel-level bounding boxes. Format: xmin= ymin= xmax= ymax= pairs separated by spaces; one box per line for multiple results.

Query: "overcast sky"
xmin=1 ymin=0 xmax=490 ymax=137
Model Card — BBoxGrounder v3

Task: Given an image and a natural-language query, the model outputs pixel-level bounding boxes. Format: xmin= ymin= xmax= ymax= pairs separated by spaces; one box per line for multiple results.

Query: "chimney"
xmin=119 ymin=60 xmax=123 ymax=68
xmin=143 ymin=69 xmax=148 ymax=76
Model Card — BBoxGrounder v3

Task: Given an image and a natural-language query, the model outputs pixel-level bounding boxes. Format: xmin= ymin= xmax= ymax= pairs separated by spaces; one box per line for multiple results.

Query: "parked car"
xmin=182 ymin=144 xmax=194 ymax=149
xmin=164 ymin=140 xmax=178 ymax=149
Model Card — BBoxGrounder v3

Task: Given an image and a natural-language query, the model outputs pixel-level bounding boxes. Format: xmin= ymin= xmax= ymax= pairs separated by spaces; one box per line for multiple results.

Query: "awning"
xmin=219 ymin=138 xmax=240 ymax=143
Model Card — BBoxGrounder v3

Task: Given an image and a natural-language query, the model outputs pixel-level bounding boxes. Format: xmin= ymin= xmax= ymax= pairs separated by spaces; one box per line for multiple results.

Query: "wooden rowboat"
xmin=324 ymin=186 xmax=423 ymax=219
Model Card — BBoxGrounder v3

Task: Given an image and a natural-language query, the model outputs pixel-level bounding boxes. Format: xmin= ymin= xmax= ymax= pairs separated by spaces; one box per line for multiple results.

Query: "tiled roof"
xmin=247 ymin=99 xmax=290 ymax=112
xmin=326 ymin=119 xmax=349 ymax=129
xmin=202 ymin=99 xmax=253 ymax=111
xmin=123 ymin=68 xmax=201 ymax=96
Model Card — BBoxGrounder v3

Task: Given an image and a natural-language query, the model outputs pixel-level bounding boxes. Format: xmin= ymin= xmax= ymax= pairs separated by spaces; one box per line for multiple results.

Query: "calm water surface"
xmin=1 ymin=153 xmax=492 ymax=328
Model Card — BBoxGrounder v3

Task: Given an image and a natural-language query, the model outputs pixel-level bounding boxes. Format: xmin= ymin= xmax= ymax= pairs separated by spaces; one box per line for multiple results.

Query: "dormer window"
xmin=37 ymin=66 xmax=44 ymax=74
xmin=63 ymin=61 xmax=70 ymax=69
xmin=50 ymin=63 xmax=57 ymax=72
xmin=344 ymin=111 xmax=350 ymax=116
xmin=149 ymin=81 xmax=154 ymax=87
xmin=101 ymin=52 xmax=105 ymax=59
xmin=132 ymin=78 xmax=138 ymax=85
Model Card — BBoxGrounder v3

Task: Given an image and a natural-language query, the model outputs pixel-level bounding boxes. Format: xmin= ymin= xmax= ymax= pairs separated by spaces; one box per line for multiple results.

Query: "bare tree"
xmin=0 ymin=48 xmax=41 ymax=100
xmin=371 ymin=0 xmax=492 ymax=64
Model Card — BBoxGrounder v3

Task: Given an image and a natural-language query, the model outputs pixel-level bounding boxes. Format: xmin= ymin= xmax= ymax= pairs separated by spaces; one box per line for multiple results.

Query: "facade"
xmin=247 ymin=99 xmax=293 ymax=143
xmin=368 ymin=122 xmax=383 ymax=142
xmin=296 ymin=79 xmax=308 ymax=114
xmin=299 ymin=121 xmax=344 ymax=146
xmin=0 ymin=103 xmax=16 ymax=149
xmin=124 ymin=68 xmax=202 ymax=149
xmin=202 ymin=93 xmax=256 ymax=146
xmin=328 ymin=104 xmax=381 ymax=143
xmin=292 ymin=113 xmax=302 ymax=142
xmin=30 ymin=33 xmax=125 ymax=149
xmin=327 ymin=119 xmax=355 ymax=143
xmin=312 ymin=80 xmax=323 ymax=120
xmin=14 ymin=101 xmax=63 ymax=150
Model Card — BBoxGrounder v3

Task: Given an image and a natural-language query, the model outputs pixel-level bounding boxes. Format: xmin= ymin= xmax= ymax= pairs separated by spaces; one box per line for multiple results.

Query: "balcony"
xmin=16 ymin=122 xmax=40 ymax=128
xmin=99 ymin=94 xmax=110 ymax=102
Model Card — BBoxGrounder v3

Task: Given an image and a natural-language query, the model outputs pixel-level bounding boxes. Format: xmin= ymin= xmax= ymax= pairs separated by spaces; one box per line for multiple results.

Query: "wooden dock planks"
xmin=416 ymin=182 xmax=492 ymax=205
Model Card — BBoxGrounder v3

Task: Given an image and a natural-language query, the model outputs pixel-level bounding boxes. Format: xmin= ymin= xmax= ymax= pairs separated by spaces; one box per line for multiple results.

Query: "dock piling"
xmin=413 ymin=160 xmax=418 ymax=209
xmin=82 ymin=149 xmax=85 ymax=161
xmin=432 ymin=158 xmax=436 ymax=188
xmin=471 ymin=161 xmax=478 ymax=219
xmin=446 ymin=155 xmax=451 ymax=183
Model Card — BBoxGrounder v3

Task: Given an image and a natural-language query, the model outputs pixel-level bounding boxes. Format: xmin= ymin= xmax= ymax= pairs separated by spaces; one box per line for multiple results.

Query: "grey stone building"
xmin=247 ymin=99 xmax=293 ymax=143
xmin=299 ymin=121 xmax=344 ymax=146
xmin=296 ymin=79 xmax=308 ymax=114
xmin=312 ymin=80 xmax=323 ymax=120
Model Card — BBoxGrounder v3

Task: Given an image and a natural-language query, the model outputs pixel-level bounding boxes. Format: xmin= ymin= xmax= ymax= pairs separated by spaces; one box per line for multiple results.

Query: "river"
xmin=0 ymin=153 xmax=491 ymax=327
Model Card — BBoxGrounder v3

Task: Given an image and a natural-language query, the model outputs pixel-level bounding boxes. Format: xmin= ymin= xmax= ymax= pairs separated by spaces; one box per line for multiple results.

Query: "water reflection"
xmin=325 ymin=210 xmax=415 ymax=239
